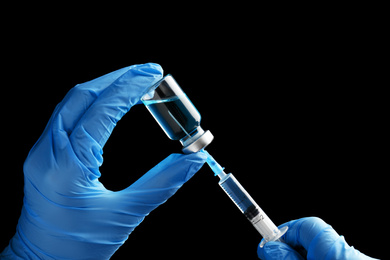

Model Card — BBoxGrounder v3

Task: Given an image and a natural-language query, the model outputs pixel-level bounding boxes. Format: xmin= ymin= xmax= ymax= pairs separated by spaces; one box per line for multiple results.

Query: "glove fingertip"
xmin=143 ymin=62 xmax=163 ymax=75
xmin=126 ymin=152 xmax=206 ymax=193
xmin=162 ymin=152 xmax=207 ymax=182
xmin=130 ymin=62 xmax=163 ymax=87
xmin=182 ymin=152 xmax=208 ymax=182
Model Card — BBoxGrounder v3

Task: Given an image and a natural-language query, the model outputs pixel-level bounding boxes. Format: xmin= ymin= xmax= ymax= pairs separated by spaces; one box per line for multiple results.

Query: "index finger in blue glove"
xmin=58 ymin=65 xmax=155 ymax=134
xmin=68 ymin=63 xmax=163 ymax=171
xmin=30 ymin=63 xmax=162 ymax=172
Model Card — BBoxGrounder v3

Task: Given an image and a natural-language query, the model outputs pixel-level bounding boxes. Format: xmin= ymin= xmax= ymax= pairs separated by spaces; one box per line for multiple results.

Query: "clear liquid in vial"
xmin=143 ymin=95 xmax=201 ymax=141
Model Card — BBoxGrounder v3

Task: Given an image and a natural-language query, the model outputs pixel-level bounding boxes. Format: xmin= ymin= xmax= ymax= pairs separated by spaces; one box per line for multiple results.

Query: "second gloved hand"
xmin=1 ymin=63 xmax=207 ymax=259
xmin=257 ymin=217 xmax=378 ymax=260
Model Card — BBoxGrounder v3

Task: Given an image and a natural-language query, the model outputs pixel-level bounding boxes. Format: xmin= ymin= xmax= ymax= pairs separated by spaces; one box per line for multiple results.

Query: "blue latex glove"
xmin=257 ymin=217 xmax=378 ymax=260
xmin=1 ymin=63 xmax=207 ymax=259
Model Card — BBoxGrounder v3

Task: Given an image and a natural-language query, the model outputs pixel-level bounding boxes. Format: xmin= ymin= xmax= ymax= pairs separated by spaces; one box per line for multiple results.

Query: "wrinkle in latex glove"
xmin=1 ymin=63 xmax=207 ymax=260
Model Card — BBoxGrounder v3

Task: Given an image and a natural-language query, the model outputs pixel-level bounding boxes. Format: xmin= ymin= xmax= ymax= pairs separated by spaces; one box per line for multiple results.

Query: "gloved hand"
xmin=1 ymin=63 xmax=207 ymax=260
xmin=257 ymin=217 xmax=378 ymax=260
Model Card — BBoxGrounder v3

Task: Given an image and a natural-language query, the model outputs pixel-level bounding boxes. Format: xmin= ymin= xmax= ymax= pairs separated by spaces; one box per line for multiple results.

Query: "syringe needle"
xmin=202 ymin=150 xmax=226 ymax=178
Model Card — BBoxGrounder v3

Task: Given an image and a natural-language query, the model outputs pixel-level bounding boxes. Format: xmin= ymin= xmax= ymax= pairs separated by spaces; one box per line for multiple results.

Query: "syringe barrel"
xmin=247 ymin=208 xmax=280 ymax=242
xmin=218 ymin=173 xmax=256 ymax=214
xmin=218 ymin=173 xmax=283 ymax=243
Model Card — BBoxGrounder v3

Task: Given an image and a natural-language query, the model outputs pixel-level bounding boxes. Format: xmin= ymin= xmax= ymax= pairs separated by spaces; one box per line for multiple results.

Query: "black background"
xmin=0 ymin=5 xmax=385 ymax=259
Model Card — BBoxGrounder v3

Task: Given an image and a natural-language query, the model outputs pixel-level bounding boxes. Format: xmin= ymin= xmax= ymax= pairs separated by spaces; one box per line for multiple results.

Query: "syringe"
xmin=202 ymin=150 xmax=288 ymax=247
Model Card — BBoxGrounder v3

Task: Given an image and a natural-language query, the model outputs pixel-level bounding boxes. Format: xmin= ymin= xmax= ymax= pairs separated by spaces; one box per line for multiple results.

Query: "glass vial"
xmin=141 ymin=74 xmax=213 ymax=153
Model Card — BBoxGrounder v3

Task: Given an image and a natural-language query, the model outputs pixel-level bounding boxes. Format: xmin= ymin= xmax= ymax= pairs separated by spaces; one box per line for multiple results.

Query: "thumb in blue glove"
xmin=257 ymin=217 xmax=378 ymax=260
xmin=1 ymin=63 xmax=207 ymax=260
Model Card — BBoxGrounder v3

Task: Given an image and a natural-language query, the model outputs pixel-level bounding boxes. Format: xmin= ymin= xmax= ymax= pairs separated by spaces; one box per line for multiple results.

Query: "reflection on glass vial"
xmin=141 ymin=75 xmax=213 ymax=153
xmin=142 ymin=95 xmax=201 ymax=142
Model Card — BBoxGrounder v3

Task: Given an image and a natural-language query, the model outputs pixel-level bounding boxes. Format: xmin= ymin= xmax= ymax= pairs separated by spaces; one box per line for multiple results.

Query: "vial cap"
xmin=182 ymin=130 xmax=214 ymax=154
